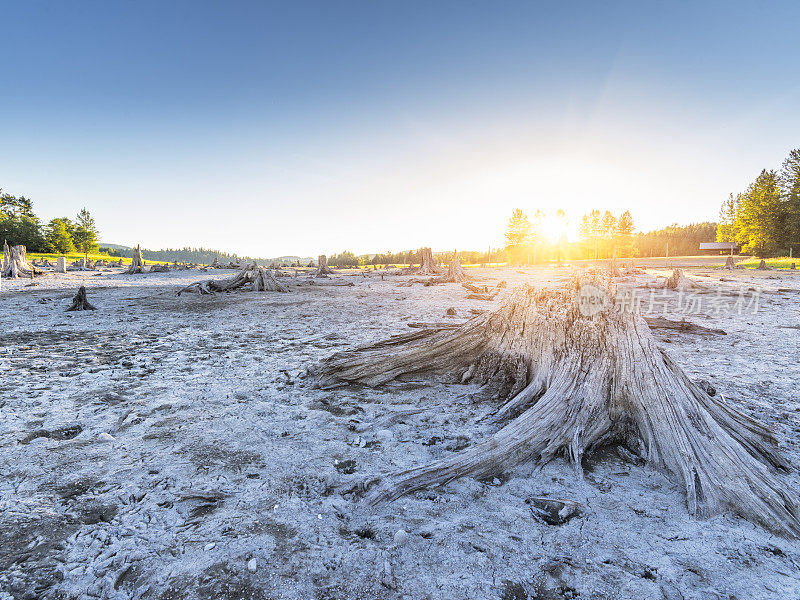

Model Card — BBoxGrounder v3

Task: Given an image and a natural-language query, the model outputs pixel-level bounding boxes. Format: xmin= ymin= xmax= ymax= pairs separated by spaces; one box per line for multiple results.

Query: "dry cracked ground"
xmin=1 ymin=264 xmax=799 ymax=600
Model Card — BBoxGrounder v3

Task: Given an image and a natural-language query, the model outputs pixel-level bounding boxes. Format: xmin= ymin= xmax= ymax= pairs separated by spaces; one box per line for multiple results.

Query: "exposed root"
xmin=178 ymin=265 xmax=288 ymax=295
xmin=312 ymin=272 xmax=799 ymax=536
xmin=66 ymin=286 xmax=96 ymax=311
xmin=2 ymin=242 xmax=41 ymax=278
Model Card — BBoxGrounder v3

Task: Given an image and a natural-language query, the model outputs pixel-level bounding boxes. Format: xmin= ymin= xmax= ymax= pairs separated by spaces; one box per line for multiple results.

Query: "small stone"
xmin=98 ymin=432 xmax=115 ymax=442
xmin=203 ymin=542 xmax=215 ymax=551
xmin=376 ymin=429 xmax=393 ymax=443
xmin=247 ymin=558 xmax=257 ymax=572
xmin=394 ymin=529 xmax=408 ymax=545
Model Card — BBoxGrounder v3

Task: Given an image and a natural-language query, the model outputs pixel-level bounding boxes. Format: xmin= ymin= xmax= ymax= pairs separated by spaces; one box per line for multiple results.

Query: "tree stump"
xmin=1 ymin=242 xmax=40 ymax=278
xmin=757 ymin=260 xmax=768 ymax=270
xmin=724 ymin=256 xmax=735 ymax=270
xmin=178 ymin=265 xmax=288 ymax=295
xmin=311 ymin=272 xmax=799 ymax=536
xmin=56 ymin=257 xmax=67 ymax=273
xmin=315 ymin=255 xmax=334 ymax=278
xmin=441 ymin=258 xmax=467 ymax=282
xmin=127 ymin=245 xmax=145 ymax=274
xmin=662 ymin=268 xmax=709 ymax=291
xmin=66 ymin=286 xmax=96 ymax=311
xmin=411 ymin=247 xmax=443 ymax=276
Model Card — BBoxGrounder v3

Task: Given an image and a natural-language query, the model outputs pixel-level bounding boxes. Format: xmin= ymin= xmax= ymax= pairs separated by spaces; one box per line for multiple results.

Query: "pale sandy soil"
xmin=0 ymin=264 xmax=798 ymax=600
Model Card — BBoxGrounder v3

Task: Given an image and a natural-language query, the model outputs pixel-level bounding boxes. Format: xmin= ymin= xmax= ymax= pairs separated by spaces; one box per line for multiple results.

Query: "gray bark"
xmin=311 ymin=272 xmax=799 ymax=537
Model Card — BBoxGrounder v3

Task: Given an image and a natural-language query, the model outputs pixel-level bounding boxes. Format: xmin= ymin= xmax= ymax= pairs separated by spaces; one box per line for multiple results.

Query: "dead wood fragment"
xmin=311 ymin=271 xmax=799 ymax=536
xmin=406 ymin=322 xmax=462 ymax=329
xmin=644 ymin=317 xmax=726 ymax=336
xmin=66 ymin=286 xmax=97 ymax=311
xmin=526 ymin=497 xmax=583 ymax=525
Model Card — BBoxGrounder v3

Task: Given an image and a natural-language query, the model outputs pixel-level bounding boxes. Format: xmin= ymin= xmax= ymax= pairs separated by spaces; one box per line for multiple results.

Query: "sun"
xmin=539 ymin=212 xmax=570 ymax=244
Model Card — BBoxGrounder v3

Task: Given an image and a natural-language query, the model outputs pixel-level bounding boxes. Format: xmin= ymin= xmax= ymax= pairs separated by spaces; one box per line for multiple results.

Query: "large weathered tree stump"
xmin=1 ymin=242 xmax=40 ymax=278
xmin=411 ymin=247 xmax=443 ymax=276
xmin=315 ymin=255 xmax=334 ymax=278
xmin=66 ymin=286 xmax=96 ymax=311
xmin=178 ymin=265 xmax=288 ymax=295
xmin=127 ymin=245 xmax=145 ymax=274
xmin=311 ymin=272 xmax=799 ymax=536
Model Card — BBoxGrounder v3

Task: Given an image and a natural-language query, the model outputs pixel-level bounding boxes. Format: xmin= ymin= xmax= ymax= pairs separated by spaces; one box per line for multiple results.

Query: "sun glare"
xmin=540 ymin=212 xmax=570 ymax=244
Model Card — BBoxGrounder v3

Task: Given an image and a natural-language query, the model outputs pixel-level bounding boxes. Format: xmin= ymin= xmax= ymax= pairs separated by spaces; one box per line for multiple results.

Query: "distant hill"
xmin=97 ymin=243 xmax=312 ymax=266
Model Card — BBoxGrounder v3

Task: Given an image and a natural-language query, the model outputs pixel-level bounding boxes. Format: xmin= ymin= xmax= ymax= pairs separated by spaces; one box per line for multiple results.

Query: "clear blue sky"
xmin=1 ymin=1 xmax=798 ymax=256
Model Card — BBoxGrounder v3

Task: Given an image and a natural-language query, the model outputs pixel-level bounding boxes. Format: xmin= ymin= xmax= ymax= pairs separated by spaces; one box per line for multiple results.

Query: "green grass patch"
xmin=738 ymin=257 xmax=797 ymax=269
xmin=28 ymin=252 xmax=171 ymax=265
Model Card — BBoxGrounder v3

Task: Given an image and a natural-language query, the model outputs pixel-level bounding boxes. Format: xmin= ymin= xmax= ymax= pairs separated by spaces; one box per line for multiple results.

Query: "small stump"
xmin=67 ymin=286 xmax=97 ymax=311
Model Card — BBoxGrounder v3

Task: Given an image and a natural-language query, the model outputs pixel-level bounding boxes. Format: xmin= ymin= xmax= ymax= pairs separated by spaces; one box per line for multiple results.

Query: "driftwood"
xmin=526 ymin=497 xmax=583 ymax=525
xmin=315 ymin=255 xmax=334 ymax=278
xmin=644 ymin=317 xmax=726 ymax=337
xmin=2 ymin=242 xmax=40 ymax=278
xmin=407 ymin=322 xmax=462 ymax=330
xmin=66 ymin=286 xmax=96 ymax=311
xmin=127 ymin=245 xmax=145 ymax=274
xmin=149 ymin=264 xmax=171 ymax=273
xmin=311 ymin=271 xmax=799 ymax=537
xmin=178 ymin=265 xmax=288 ymax=295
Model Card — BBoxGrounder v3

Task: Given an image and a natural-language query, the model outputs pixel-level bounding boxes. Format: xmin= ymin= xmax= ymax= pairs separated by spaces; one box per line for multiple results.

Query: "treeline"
xmin=0 ymin=189 xmax=99 ymax=257
xmin=577 ymin=209 xmax=635 ymax=259
xmin=327 ymin=248 xmax=500 ymax=268
xmin=502 ymin=207 xmax=718 ymax=262
xmin=717 ymin=148 xmax=800 ymax=256
xmin=99 ymin=245 xmax=294 ymax=266
xmin=634 ymin=222 xmax=718 ymax=257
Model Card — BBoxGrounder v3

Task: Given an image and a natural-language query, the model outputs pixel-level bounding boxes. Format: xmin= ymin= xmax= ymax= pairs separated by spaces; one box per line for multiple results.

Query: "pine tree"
xmin=505 ymin=209 xmax=532 ymax=264
xmin=716 ymin=193 xmax=739 ymax=243
xmin=72 ymin=208 xmax=99 ymax=260
xmin=578 ymin=210 xmax=602 ymax=259
xmin=616 ymin=210 xmax=635 ymax=257
xmin=779 ymin=148 xmax=800 ymax=251
xmin=45 ymin=218 xmax=75 ymax=254
xmin=601 ymin=211 xmax=617 ymax=258
xmin=736 ymin=170 xmax=783 ymax=257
